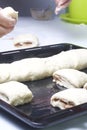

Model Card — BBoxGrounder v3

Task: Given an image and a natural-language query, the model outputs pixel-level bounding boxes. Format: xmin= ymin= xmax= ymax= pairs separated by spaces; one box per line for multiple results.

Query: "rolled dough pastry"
xmin=9 ymin=58 xmax=50 ymax=81
xmin=1 ymin=7 xmax=18 ymax=20
xmin=0 ymin=64 xmax=10 ymax=83
xmin=53 ymin=69 xmax=87 ymax=88
xmin=13 ymin=34 xmax=39 ymax=48
xmin=0 ymin=81 xmax=33 ymax=106
xmin=45 ymin=48 xmax=87 ymax=74
xmin=50 ymin=88 xmax=87 ymax=109
xmin=0 ymin=49 xmax=87 ymax=83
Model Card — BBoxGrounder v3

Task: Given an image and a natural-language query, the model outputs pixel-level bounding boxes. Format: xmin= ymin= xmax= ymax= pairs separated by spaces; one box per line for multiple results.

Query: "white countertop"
xmin=1 ymin=16 xmax=87 ymax=130
xmin=0 ymin=16 xmax=87 ymax=52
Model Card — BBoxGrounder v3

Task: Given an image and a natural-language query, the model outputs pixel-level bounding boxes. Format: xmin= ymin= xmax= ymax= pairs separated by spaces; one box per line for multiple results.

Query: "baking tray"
xmin=1 ymin=43 xmax=87 ymax=128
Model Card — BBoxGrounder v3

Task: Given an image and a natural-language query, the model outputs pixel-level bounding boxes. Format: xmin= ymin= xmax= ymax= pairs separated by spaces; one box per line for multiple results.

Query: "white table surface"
xmin=1 ymin=16 xmax=87 ymax=130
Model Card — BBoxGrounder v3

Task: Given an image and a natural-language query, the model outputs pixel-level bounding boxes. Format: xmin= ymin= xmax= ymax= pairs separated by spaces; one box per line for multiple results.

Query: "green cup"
xmin=68 ymin=0 xmax=87 ymax=20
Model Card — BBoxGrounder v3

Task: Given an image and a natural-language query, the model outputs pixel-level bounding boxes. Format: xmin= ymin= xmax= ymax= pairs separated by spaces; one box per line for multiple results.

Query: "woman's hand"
xmin=0 ymin=8 xmax=17 ymax=37
xmin=55 ymin=0 xmax=71 ymax=14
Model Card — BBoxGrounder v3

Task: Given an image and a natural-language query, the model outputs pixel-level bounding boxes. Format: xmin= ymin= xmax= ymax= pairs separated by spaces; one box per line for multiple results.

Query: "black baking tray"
xmin=1 ymin=43 xmax=87 ymax=128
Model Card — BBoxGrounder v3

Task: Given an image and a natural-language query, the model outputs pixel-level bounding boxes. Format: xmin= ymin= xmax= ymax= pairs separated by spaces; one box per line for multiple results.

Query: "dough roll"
xmin=13 ymin=34 xmax=39 ymax=48
xmin=1 ymin=7 xmax=18 ymax=20
xmin=0 ymin=49 xmax=87 ymax=83
xmin=0 ymin=81 xmax=33 ymax=106
xmin=53 ymin=69 xmax=87 ymax=88
xmin=50 ymin=88 xmax=87 ymax=109
xmin=45 ymin=48 xmax=87 ymax=74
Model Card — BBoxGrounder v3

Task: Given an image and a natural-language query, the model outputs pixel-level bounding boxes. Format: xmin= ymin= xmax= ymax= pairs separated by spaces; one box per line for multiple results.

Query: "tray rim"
xmin=1 ymin=99 xmax=87 ymax=128
xmin=0 ymin=43 xmax=83 ymax=55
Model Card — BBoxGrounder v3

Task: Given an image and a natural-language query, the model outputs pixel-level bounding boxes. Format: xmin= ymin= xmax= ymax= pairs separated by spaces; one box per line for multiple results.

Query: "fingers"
xmin=55 ymin=0 xmax=71 ymax=14
xmin=0 ymin=25 xmax=14 ymax=37
xmin=0 ymin=17 xmax=15 ymax=37
xmin=0 ymin=15 xmax=16 ymax=37
xmin=0 ymin=11 xmax=17 ymax=28
xmin=0 ymin=7 xmax=17 ymax=37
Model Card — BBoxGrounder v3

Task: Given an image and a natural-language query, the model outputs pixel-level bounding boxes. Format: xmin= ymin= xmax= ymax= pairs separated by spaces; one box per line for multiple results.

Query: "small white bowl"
xmin=30 ymin=8 xmax=54 ymax=20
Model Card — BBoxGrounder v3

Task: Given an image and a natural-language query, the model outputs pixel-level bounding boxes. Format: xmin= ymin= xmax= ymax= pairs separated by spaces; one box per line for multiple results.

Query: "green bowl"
xmin=68 ymin=0 xmax=87 ymax=20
